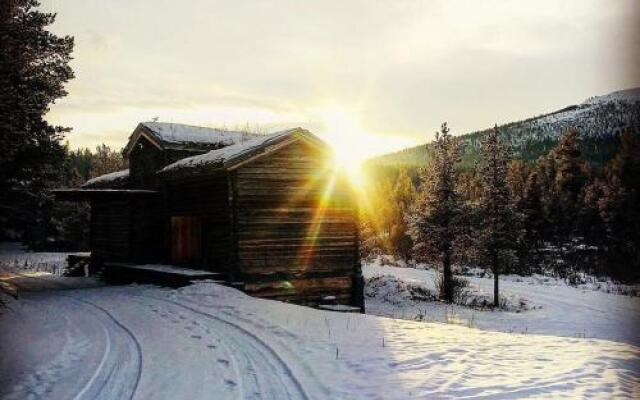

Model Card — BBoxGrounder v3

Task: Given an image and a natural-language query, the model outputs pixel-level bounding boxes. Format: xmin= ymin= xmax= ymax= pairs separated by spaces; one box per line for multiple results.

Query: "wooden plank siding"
xmin=233 ymin=140 xmax=360 ymax=307
xmin=90 ymin=197 xmax=164 ymax=264
xmin=90 ymin=199 xmax=131 ymax=261
xmin=128 ymin=136 xmax=165 ymax=188
xmin=165 ymin=175 xmax=231 ymax=274
xmin=129 ymin=197 xmax=164 ymax=264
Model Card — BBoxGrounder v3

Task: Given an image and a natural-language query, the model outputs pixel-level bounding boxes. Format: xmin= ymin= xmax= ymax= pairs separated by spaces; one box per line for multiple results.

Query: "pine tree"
xmin=410 ymin=123 xmax=465 ymax=302
xmin=477 ymin=125 xmax=518 ymax=307
xmin=598 ymin=131 xmax=640 ymax=280
xmin=387 ymin=167 xmax=415 ymax=262
xmin=506 ymin=159 xmax=530 ymax=206
xmin=551 ymin=128 xmax=586 ymax=238
xmin=0 ymin=0 xmax=74 ymax=244
xmin=518 ymin=170 xmax=545 ymax=272
xmin=90 ymin=144 xmax=127 ymax=178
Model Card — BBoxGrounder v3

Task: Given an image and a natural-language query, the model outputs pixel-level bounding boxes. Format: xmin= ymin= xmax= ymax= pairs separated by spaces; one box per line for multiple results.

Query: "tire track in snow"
xmin=137 ymin=294 xmax=310 ymax=400
xmin=59 ymin=294 xmax=143 ymax=400
xmin=7 ymin=272 xmax=143 ymax=399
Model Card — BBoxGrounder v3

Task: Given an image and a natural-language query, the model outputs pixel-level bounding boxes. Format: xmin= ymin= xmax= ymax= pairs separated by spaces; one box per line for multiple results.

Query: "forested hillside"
xmin=371 ymin=88 xmax=640 ymax=168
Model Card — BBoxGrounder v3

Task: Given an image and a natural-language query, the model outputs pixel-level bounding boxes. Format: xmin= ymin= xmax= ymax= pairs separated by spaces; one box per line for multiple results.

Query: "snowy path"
xmin=134 ymin=294 xmax=310 ymax=399
xmin=0 ymin=283 xmax=313 ymax=400
xmin=1 ymin=275 xmax=639 ymax=399
xmin=0 ymin=292 xmax=141 ymax=400
xmin=364 ymin=264 xmax=640 ymax=346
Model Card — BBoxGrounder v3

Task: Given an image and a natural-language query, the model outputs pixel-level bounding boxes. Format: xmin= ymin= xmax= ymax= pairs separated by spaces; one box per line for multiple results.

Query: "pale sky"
xmin=42 ymin=0 xmax=640 ymax=160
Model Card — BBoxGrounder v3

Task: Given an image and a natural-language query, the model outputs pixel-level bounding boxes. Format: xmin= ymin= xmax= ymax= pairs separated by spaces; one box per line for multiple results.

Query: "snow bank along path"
xmin=1 ymin=275 xmax=639 ymax=399
xmin=364 ymin=264 xmax=640 ymax=346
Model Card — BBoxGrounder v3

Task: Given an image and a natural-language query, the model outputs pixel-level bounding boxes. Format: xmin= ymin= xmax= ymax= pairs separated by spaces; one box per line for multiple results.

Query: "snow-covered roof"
xmin=124 ymin=122 xmax=262 ymax=156
xmin=82 ymin=169 xmax=129 ymax=188
xmin=141 ymin=122 xmax=261 ymax=145
xmin=160 ymin=127 xmax=327 ymax=174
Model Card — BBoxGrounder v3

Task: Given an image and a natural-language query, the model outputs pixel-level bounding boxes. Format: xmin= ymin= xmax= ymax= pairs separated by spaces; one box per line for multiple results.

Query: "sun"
xmin=317 ymin=107 xmax=373 ymax=186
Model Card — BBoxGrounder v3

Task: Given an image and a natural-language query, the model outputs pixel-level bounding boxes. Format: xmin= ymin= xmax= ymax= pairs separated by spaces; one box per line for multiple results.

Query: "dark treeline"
xmin=49 ymin=145 xmax=127 ymax=250
xmin=1 ymin=0 xmax=74 ymax=248
xmin=2 ymin=142 xmax=126 ymax=250
xmin=361 ymin=127 xmax=640 ymax=291
xmin=0 ymin=0 xmax=127 ymax=249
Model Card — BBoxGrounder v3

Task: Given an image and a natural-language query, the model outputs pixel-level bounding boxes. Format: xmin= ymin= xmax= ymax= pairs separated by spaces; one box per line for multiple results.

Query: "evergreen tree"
xmin=90 ymin=144 xmax=127 ymax=178
xmin=518 ymin=170 xmax=545 ymax=272
xmin=409 ymin=123 xmax=466 ymax=302
xmin=598 ymin=131 xmax=640 ymax=280
xmin=477 ymin=125 xmax=518 ymax=307
xmin=506 ymin=159 xmax=530 ymax=206
xmin=49 ymin=144 xmax=126 ymax=250
xmin=0 ymin=0 xmax=74 ymax=244
xmin=551 ymin=128 xmax=586 ymax=238
xmin=387 ymin=167 xmax=415 ymax=262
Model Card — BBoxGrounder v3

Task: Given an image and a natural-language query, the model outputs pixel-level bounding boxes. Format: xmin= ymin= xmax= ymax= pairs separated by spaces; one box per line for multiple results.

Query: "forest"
xmin=361 ymin=125 xmax=640 ymax=298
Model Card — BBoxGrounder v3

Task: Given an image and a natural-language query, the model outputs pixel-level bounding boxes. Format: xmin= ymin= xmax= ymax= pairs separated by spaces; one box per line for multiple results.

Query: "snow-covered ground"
xmin=0 ymin=242 xmax=83 ymax=276
xmin=364 ymin=262 xmax=640 ymax=346
xmin=1 ymin=252 xmax=639 ymax=399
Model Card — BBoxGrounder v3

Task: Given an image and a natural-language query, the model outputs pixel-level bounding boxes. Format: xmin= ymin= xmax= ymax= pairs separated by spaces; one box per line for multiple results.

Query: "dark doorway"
xmin=170 ymin=216 xmax=202 ymax=265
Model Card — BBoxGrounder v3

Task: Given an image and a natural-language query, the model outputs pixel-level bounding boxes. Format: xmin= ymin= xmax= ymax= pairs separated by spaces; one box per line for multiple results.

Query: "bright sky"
xmin=42 ymin=0 xmax=640 ymax=161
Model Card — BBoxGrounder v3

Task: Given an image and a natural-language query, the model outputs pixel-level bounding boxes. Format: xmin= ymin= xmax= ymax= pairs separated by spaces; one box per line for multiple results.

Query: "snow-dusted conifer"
xmin=0 ymin=0 xmax=74 ymax=244
xmin=409 ymin=122 xmax=465 ymax=303
xmin=477 ymin=125 xmax=518 ymax=307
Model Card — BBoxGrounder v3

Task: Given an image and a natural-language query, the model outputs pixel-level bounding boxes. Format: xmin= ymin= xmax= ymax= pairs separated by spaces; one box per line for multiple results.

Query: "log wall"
xmin=90 ymin=199 xmax=131 ymax=261
xmin=90 ymin=197 xmax=164 ymax=264
xmin=233 ymin=140 xmax=361 ymax=307
xmin=129 ymin=136 xmax=165 ymax=188
xmin=130 ymin=197 xmax=164 ymax=263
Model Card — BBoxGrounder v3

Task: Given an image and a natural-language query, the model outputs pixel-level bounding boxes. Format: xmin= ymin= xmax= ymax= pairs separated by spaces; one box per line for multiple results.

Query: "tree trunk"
xmin=493 ymin=253 xmax=500 ymax=308
xmin=443 ymin=248 xmax=453 ymax=303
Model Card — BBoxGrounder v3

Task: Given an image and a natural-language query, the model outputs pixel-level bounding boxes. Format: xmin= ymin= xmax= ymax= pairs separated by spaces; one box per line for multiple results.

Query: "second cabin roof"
xmin=159 ymin=127 xmax=329 ymax=174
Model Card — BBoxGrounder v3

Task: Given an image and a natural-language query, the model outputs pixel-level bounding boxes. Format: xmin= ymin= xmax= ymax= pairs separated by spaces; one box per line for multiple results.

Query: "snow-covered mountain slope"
xmin=372 ymin=88 xmax=640 ymax=166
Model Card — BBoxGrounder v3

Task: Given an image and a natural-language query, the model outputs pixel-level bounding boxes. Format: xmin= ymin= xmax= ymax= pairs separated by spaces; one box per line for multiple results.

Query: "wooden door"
xmin=170 ymin=216 xmax=202 ymax=265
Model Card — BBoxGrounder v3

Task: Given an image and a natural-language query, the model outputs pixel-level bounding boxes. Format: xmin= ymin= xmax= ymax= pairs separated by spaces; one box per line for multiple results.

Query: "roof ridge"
xmin=159 ymin=127 xmax=324 ymax=174
xmin=142 ymin=121 xmax=253 ymax=133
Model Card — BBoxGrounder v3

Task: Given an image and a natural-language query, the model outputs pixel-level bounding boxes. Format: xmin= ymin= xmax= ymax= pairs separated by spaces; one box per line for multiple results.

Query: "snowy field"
xmin=1 ymin=251 xmax=639 ymax=399
xmin=363 ymin=262 xmax=640 ymax=346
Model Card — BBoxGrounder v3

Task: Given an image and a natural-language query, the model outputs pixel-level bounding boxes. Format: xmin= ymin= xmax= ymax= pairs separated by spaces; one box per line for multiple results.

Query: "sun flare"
xmin=317 ymin=107 xmax=374 ymax=187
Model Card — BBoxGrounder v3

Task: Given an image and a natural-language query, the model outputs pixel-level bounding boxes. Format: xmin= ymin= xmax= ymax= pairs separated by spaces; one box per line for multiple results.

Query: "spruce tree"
xmin=552 ymin=128 xmax=586 ymax=240
xmin=519 ymin=170 xmax=545 ymax=272
xmin=387 ymin=167 xmax=415 ymax=263
xmin=0 ymin=0 xmax=74 ymax=244
xmin=477 ymin=125 xmax=518 ymax=307
xmin=598 ymin=131 xmax=640 ymax=280
xmin=410 ymin=123 xmax=465 ymax=302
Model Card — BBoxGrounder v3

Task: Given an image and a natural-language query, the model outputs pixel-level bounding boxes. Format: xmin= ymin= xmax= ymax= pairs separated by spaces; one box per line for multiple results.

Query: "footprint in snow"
xmin=207 ymin=344 xmax=216 ymax=349
xmin=224 ymin=379 xmax=237 ymax=388
xmin=191 ymin=335 xmax=202 ymax=339
xmin=217 ymin=359 xmax=230 ymax=367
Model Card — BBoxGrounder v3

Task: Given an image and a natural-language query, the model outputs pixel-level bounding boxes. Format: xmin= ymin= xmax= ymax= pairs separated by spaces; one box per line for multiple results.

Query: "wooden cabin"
xmin=55 ymin=122 xmax=364 ymax=310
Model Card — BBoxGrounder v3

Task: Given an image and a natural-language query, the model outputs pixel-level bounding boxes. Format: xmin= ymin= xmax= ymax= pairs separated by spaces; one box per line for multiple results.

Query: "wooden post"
xmin=227 ymin=172 xmax=239 ymax=283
